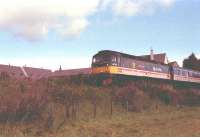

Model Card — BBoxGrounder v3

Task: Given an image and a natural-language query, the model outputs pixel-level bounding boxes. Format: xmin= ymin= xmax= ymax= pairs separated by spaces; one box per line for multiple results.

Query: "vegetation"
xmin=0 ymin=73 xmax=200 ymax=137
xmin=183 ymin=53 xmax=200 ymax=71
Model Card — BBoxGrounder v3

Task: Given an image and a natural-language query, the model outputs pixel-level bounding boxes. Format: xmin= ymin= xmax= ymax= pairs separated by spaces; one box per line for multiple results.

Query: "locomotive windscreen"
xmin=92 ymin=53 xmax=118 ymax=67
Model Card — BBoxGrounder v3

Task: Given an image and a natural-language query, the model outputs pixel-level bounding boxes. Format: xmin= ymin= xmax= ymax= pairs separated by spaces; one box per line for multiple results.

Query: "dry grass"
xmin=1 ymin=106 xmax=200 ymax=137
xmin=0 ymin=77 xmax=200 ymax=137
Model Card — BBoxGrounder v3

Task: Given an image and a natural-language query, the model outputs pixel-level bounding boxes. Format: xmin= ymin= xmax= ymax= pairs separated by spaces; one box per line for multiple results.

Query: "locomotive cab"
xmin=91 ymin=50 xmax=121 ymax=74
xmin=92 ymin=51 xmax=120 ymax=67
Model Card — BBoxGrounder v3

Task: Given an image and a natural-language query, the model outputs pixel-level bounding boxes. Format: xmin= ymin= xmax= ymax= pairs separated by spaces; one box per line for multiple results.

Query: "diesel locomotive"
xmin=91 ymin=50 xmax=200 ymax=84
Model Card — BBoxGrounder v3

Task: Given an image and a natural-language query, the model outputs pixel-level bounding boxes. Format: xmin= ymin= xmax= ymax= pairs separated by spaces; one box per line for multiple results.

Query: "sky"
xmin=0 ymin=0 xmax=199 ymax=70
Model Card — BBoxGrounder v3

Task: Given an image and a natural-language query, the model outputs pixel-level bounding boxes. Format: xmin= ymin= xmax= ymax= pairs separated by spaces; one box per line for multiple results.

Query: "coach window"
xmin=193 ymin=72 xmax=196 ymax=77
xmin=180 ymin=70 xmax=183 ymax=76
xmin=185 ymin=71 xmax=188 ymax=77
xmin=180 ymin=70 xmax=183 ymax=75
xmin=185 ymin=71 xmax=188 ymax=76
xmin=189 ymin=72 xmax=192 ymax=77
xmin=194 ymin=72 xmax=198 ymax=77
xmin=177 ymin=69 xmax=180 ymax=75
xmin=197 ymin=72 xmax=200 ymax=78
xmin=182 ymin=71 xmax=186 ymax=76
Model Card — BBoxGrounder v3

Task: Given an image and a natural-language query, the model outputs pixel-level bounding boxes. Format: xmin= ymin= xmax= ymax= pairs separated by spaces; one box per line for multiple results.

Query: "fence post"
xmin=110 ymin=97 xmax=113 ymax=116
xmin=93 ymin=101 xmax=97 ymax=118
xmin=126 ymin=101 xmax=129 ymax=112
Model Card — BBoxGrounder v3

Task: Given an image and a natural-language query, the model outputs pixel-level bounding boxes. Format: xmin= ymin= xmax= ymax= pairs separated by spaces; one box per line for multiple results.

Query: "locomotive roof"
xmin=95 ymin=50 xmax=167 ymax=65
xmin=96 ymin=50 xmax=142 ymax=59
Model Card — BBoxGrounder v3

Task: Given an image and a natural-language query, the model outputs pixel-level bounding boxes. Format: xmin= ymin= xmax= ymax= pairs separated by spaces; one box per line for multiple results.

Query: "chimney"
xmin=59 ymin=65 xmax=62 ymax=71
xmin=150 ymin=48 xmax=154 ymax=61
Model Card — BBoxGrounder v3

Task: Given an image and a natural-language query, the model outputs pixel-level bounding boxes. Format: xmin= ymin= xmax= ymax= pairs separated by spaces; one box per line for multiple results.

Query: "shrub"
xmin=0 ymin=79 xmax=48 ymax=122
xmin=157 ymin=92 xmax=172 ymax=104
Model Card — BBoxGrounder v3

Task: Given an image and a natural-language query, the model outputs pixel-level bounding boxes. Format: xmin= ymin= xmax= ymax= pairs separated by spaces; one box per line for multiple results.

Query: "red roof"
xmin=0 ymin=64 xmax=91 ymax=79
xmin=23 ymin=67 xmax=52 ymax=79
xmin=52 ymin=68 xmax=91 ymax=77
xmin=0 ymin=64 xmax=51 ymax=80
xmin=0 ymin=64 xmax=24 ymax=79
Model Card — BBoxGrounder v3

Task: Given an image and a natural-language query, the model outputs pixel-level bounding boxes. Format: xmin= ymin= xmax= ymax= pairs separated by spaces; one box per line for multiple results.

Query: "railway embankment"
xmin=0 ymin=74 xmax=200 ymax=136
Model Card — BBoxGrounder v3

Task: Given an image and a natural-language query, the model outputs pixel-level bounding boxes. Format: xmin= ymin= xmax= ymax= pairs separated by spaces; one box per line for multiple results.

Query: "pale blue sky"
xmin=0 ymin=0 xmax=199 ymax=70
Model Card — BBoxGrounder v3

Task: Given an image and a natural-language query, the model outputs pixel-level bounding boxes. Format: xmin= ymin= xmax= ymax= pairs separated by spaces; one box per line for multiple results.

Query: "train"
xmin=91 ymin=50 xmax=200 ymax=84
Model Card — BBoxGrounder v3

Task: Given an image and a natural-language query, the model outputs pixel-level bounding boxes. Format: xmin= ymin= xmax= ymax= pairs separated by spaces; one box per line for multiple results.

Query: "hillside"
xmin=0 ymin=74 xmax=200 ymax=137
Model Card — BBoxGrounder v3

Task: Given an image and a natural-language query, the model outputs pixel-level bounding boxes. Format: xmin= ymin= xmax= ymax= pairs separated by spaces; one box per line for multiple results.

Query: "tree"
xmin=183 ymin=53 xmax=199 ymax=71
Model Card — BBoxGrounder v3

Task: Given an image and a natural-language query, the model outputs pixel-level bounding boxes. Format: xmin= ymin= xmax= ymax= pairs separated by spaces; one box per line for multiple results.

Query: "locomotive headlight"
xmin=112 ymin=63 xmax=117 ymax=66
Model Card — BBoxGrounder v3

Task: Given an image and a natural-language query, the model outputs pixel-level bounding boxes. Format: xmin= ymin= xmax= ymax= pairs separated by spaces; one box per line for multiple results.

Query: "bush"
xmin=157 ymin=92 xmax=172 ymax=104
xmin=115 ymin=82 xmax=151 ymax=112
xmin=0 ymin=79 xmax=48 ymax=122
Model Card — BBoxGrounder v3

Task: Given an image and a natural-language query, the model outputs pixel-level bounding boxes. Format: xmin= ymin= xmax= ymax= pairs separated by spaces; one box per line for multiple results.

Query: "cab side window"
xmin=111 ymin=56 xmax=117 ymax=62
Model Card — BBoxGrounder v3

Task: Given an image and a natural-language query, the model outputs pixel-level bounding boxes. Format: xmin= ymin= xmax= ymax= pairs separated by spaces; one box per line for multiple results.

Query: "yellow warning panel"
xmin=91 ymin=66 xmax=109 ymax=74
